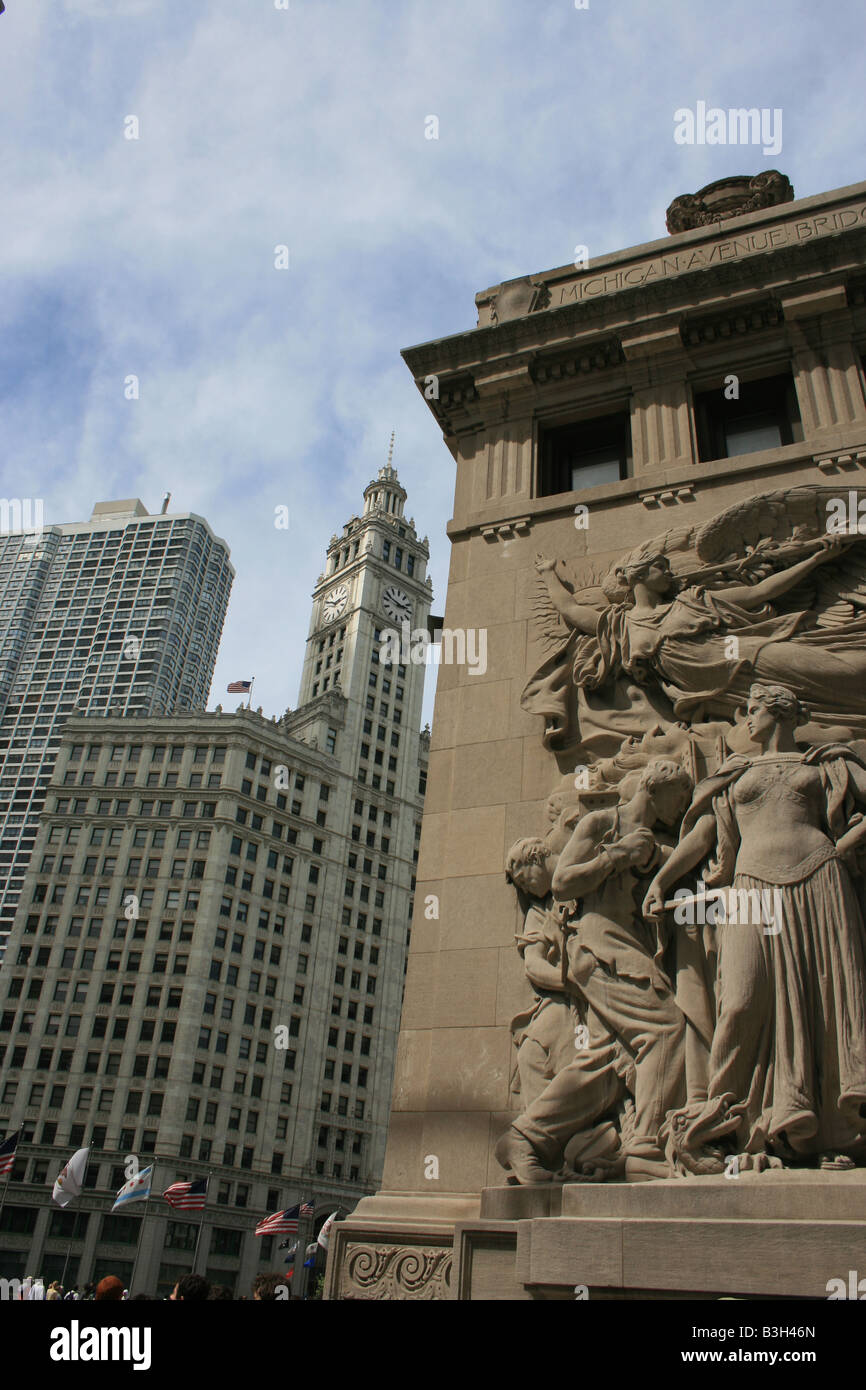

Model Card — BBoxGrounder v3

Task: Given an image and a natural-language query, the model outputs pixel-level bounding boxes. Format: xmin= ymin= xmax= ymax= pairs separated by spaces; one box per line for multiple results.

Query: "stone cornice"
xmin=402 ymin=226 xmax=866 ymax=389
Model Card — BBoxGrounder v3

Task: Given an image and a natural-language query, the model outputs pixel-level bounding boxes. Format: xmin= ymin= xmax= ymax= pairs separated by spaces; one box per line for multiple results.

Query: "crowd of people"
xmin=12 ymin=1271 xmax=298 ymax=1300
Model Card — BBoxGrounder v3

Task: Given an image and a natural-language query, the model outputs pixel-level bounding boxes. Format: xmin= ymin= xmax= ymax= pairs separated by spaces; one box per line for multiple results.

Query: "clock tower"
xmin=279 ymin=444 xmax=432 ymax=1191
xmin=294 ymin=447 xmax=432 ymax=802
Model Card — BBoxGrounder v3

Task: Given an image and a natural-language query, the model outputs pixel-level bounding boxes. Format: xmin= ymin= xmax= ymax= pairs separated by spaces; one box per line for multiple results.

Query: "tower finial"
xmin=387 ymin=430 xmax=395 ymax=469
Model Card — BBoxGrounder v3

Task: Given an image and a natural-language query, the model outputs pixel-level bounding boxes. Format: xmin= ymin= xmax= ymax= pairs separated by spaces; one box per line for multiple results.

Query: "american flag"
xmin=255 ymin=1200 xmax=313 ymax=1236
xmin=0 ymin=1130 xmax=20 ymax=1178
xmin=227 ymin=680 xmax=252 ymax=693
xmin=162 ymin=1177 xmax=208 ymax=1210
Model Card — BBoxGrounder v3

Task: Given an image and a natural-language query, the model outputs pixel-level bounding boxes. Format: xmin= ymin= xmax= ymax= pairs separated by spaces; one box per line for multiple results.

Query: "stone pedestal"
xmin=323 ymin=1192 xmax=479 ymax=1301
xmin=451 ymin=1173 xmax=866 ymax=1300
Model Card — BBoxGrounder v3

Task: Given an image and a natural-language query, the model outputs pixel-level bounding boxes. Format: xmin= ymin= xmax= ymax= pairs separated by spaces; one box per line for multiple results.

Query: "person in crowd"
xmin=170 ymin=1273 xmax=211 ymax=1301
xmin=252 ymin=1272 xmax=292 ymax=1300
xmin=94 ymin=1275 xmax=125 ymax=1301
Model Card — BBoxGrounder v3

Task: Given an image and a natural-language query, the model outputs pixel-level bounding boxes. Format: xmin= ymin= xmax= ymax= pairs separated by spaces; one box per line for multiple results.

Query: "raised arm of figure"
xmin=535 ymin=555 xmax=600 ymax=634
xmin=719 ymin=537 xmax=849 ymax=609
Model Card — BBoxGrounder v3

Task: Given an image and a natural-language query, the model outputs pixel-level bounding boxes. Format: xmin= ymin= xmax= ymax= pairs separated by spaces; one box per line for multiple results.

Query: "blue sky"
xmin=1 ymin=0 xmax=864 ymax=729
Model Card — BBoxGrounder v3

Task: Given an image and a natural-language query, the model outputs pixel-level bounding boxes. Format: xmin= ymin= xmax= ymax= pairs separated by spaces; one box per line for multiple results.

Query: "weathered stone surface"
xmin=326 ymin=175 xmax=866 ymax=1298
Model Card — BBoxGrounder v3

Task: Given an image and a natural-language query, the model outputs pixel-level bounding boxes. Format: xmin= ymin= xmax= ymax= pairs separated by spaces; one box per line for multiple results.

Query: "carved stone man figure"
xmin=497 ymin=759 xmax=693 ymax=1183
xmin=504 ymin=838 xmax=576 ymax=1107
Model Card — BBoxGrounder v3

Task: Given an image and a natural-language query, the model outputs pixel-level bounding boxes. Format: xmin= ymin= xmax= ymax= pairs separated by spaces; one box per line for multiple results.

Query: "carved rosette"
xmin=339 ymin=1243 xmax=453 ymax=1301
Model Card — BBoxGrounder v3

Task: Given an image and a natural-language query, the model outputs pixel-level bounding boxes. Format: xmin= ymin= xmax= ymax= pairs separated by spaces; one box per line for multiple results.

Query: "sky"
xmin=1 ymin=0 xmax=864 ymax=730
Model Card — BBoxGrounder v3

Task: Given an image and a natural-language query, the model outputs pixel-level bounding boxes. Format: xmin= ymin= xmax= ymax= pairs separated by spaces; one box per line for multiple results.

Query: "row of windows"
xmin=203 ymin=994 xmax=278 ymax=1031
xmin=5 ymin=978 xmax=183 ymax=1011
xmin=315 ymin=1159 xmax=362 ymax=1181
xmin=319 ymin=1091 xmax=366 ymax=1117
xmin=333 ymin=968 xmax=378 ymax=995
xmin=65 ymin=769 xmax=222 ymax=789
xmin=381 ymin=539 xmax=415 ymax=577
xmin=40 ymin=851 xmax=208 ymax=880
xmin=331 ymin=997 xmax=376 ymax=1025
xmin=337 ymin=935 xmax=380 ymax=965
xmin=68 ymin=742 xmax=226 ymax=764
xmin=317 ymin=1126 xmax=365 ymax=1153
xmin=326 ymin=1024 xmax=372 ymax=1054
xmin=206 ymin=959 xmax=280 ymax=996
xmin=346 ymin=854 xmax=388 ymax=882
xmin=322 ymin=1058 xmax=369 ymax=1087
xmin=2 ymin=1008 xmax=181 ymax=1044
xmin=197 ymin=1028 xmax=275 ymax=1060
xmin=45 ymin=824 xmax=211 ymax=850
xmin=234 ymin=806 xmax=301 ymax=843
xmin=344 ymin=880 xmax=386 ymax=907
xmin=340 ymin=910 xmax=382 ymax=937
xmin=190 ymin=1062 xmax=294 ymax=1092
xmin=16 ymin=944 xmax=189 ymax=974
xmin=316 ymin=625 xmax=346 ymax=651
xmin=51 ymin=796 xmax=216 ymax=819
xmin=538 ymin=371 xmax=805 ymax=497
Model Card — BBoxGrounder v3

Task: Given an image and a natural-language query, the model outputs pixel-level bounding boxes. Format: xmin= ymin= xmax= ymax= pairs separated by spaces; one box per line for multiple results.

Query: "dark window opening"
xmin=693 ymin=372 xmax=802 ymax=462
xmin=537 ymin=410 xmax=630 ymax=496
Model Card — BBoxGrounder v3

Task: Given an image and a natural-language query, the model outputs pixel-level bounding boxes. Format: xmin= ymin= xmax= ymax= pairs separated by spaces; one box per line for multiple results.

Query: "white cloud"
xmin=1 ymin=0 xmax=864 ymax=727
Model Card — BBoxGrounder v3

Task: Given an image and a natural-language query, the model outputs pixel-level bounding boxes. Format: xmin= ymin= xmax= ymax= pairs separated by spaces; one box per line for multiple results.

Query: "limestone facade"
xmin=326 ymin=175 xmax=866 ymax=1299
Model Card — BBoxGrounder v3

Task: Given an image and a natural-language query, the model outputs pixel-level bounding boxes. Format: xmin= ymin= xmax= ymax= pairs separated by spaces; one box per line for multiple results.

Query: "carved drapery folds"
xmin=502 ymin=483 xmax=866 ymax=1184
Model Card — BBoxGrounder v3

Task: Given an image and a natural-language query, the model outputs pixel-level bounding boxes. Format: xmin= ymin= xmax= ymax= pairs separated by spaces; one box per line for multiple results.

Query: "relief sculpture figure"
xmin=504 ymin=838 xmax=577 ymax=1108
xmin=497 ymin=760 xmax=693 ymax=1183
xmin=643 ymin=683 xmax=866 ymax=1172
xmin=504 ymin=486 xmax=866 ymax=1183
xmin=523 ymin=487 xmax=866 ymax=753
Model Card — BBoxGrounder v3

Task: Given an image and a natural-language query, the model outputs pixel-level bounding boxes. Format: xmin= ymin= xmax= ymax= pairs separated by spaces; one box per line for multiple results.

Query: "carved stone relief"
xmin=501 ymin=484 xmax=866 ymax=1184
xmin=338 ymin=1243 xmax=453 ymax=1300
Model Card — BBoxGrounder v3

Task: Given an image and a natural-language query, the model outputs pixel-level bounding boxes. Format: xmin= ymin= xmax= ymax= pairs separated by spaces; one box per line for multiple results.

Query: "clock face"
xmin=382 ymin=585 xmax=412 ymax=623
xmin=323 ymin=584 xmax=348 ymax=623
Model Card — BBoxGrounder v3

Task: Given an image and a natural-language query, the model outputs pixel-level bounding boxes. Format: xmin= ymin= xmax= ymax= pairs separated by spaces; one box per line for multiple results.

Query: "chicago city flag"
xmin=52 ymin=1147 xmax=90 ymax=1207
xmin=112 ymin=1165 xmax=153 ymax=1211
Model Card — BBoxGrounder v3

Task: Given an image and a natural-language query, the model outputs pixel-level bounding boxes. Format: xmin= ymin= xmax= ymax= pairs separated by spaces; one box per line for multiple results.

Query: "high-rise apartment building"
xmin=0 ymin=464 xmax=431 ymax=1294
xmin=0 ymin=499 xmax=233 ymax=955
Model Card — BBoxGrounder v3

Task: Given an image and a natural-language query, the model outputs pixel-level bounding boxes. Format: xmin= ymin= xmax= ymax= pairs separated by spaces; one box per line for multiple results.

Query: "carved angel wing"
xmin=694 ymin=483 xmax=866 ymax=625
xmin=694 ymin=484 xmax=857 ymax=563
xmin=529 ymin=581 xmax=570 ymax=651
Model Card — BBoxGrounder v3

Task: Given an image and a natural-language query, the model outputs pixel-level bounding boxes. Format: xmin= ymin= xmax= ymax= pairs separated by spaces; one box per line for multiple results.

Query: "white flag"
xmin=317 ymin=1210 xmax=340 ymax=1249
xmin=52 ymin=1147 xmax=90 ymax=1207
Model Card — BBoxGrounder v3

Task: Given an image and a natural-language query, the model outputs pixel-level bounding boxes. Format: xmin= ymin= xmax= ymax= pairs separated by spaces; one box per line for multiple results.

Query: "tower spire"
xmin=386 ymin=431 xmax=395 ymax=469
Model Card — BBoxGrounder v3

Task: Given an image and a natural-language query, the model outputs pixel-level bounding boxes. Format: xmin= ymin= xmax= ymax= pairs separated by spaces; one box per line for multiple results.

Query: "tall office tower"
xmin=0 ymin=463 xmax=431 ymax=1294
xmin=0 ymin=500 xmax=233 ymax=956
xmin=285 ymin=457 xmax=432 ymax=1176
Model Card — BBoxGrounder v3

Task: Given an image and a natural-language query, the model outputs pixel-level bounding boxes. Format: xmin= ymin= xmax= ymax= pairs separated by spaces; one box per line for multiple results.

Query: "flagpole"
xmin=247 ymin=677 xmax=255 ymax=711
xmin=60 ymin=1143 xmax=92 ymax=1292
xmin=129 ymin=1157 xmax=155 ymax=1295
xmin=0 ymin=1168 xmax=12 ymax=1232
xmin=190 ymin=1173 xmax=210 ymax=1276
xmin=304 ymin=1202 xmax=318 ymax=1299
